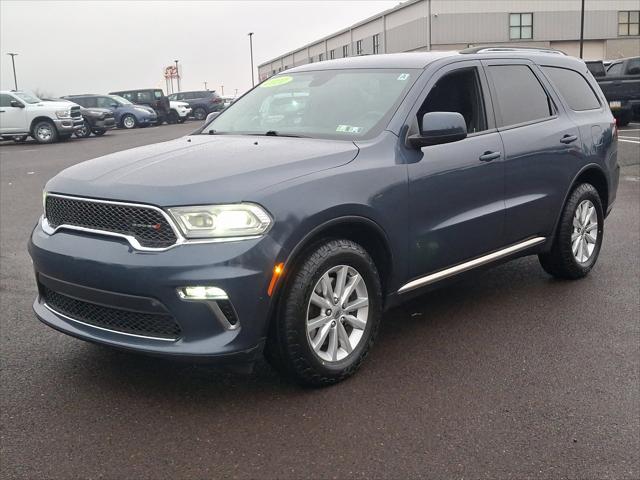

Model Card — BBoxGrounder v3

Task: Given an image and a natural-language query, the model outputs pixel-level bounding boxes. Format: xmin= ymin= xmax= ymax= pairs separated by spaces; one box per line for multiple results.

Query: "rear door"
xmin=406 ymin=60 xmax=506 ymax=278
xmin=0 ymin=93 xmax=27 ymax=133
xmin=483 ymin=59 xmax=582 ymax=244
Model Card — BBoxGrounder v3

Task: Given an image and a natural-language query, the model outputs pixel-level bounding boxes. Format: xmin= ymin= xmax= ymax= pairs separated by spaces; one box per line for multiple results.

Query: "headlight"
xmin=168 ymin=203 xmax=272 ymax=239
xmin=55 ymin=110 xmax=71 ymax=119
xmin=88 ymin=110 xmax=104 ymax=116
xmin=135 ymin=107 xmax=151 ymax=113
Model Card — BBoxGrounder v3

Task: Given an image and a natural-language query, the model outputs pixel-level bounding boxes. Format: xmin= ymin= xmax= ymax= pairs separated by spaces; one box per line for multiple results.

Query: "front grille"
xmin=43 ymin=287 xmax=181 ymax=340
xmin=45 ymin=195 xmax=178 ymax=249
xmin=70 ymin=106 xmax=82 ymax=118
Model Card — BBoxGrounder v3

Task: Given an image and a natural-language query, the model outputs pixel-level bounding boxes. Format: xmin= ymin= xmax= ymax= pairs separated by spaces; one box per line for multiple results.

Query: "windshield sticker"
xmin=260 ymin=76 xmax=293 ymax=88
xmin=397 ymin=73 xmax=410 ymax=81
xmin=336 ymin=125 xmax=362 ymax=133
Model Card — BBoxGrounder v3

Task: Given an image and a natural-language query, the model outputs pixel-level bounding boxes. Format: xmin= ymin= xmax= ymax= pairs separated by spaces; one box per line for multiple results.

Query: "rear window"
xmin=607 ymin=63 xmax=623 ymax=76
xmin=542 ymin=66 xmax=601 ymax=111
xmin=487 ymin=65 xmax=553 ymax=127
xmin=138 ymin=91 xmax=153 ymax=102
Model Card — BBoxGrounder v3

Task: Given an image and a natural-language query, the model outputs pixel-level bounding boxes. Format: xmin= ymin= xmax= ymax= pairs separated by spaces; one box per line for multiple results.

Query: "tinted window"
xmin=96 ymin=97 xmax=115 ymax=108
xmin=607 ymin=63 xmax=623 ymax=75
xmin=138 ymin=91 xmax=153 ymax=102
xmin=626 ymin=58 xmax=640 ymax=74
xmin=419 ymin=67 xmax=487 ymax=133
xmin=0 ymin=94 xmax=13 ymax=107
xmin=487 ymin=65 xmax=553 ymax=127
xmin=542 ymin=66 xmax=600 ymax=111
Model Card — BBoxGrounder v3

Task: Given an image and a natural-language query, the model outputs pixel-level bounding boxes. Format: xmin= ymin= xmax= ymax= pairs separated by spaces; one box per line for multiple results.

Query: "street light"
xmin=248 ymin=32 xmax=255 ymax=87
xmin=7 ymin=53 xmax=18 ymax=90
xmin=174 ymin=59 xmax=180 ymax=92
xmin=203 ymin=81 xmax=208 ymax=90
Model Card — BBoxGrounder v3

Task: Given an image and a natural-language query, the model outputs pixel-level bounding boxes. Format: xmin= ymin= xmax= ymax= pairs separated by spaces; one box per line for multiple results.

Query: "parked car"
xmin=596 ymin=56 xmax=640 ymax=126
xmin=63 ymin=94 xmax=157 ymax=129
xmin=0 ymin=90 xmax=83 ymax=143
xmin=221 ymin=95 xmax=237 ymax=109
xmin=109 ymin=89 xmax=170 ymax=124
xmin=44 ymin=98 xmax=116 ymax=138
xmin=30 ymin=49 xmax=618 ymax=386
xmin=168 ymin=90 xmax=223 ymax=120
xmin=168 ymin=100 xmax=191 ymax=124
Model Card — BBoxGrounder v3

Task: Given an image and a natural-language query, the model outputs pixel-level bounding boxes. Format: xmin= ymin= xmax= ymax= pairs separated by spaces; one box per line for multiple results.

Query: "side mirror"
xmin=205 ymin=111 xmax=221 ymax=123
xmin=408 ymin=112 xmax=467 ymax=148
xmin=10 ymin=100 xmax=24 ymax=108
xmin=111 ymin=103 xmax=119 ymax=109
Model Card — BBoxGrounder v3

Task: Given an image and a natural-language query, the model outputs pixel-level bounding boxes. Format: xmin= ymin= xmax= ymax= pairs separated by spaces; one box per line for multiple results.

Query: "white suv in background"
xmin=169 ymin=100 xmax=191 ymax=124
xmin=0 ymin=91 xmax=83 ymax=143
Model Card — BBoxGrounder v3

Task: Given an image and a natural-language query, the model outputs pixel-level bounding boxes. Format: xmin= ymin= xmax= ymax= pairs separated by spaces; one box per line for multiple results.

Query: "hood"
xmin=129 ymin=103 xmax=155 ymax=114
xmin=170 ymin=101 xmax=189 ymax=108
xmin=46 ymin=134 xmax=359 ymax=205
xmin=80 ymin=107 xmax=112 ymax=115
xmin=40 ymin=100 xmax=79 ymax=109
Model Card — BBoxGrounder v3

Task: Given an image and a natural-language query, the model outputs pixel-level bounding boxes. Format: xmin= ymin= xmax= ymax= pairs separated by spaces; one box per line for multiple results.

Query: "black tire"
xmin=121 ymin=114 xmax=137 ymax=129
xmin=265 ymin=239 xmax=383 ymax=387
xmin=193 ymin=107 xmax=207 ymax=121
xmin=31 ymin=119 xmax=58 ymax=144
xmin=75 ymin=120 xmax=92 ymax=138
xmin=178 ymin=117 xmax=186 ymax=124
xmin=167 ymin=110 xmax=179 ymax=124
xmin=539 ymin=183 xmax=604 ymax=279
xmin=92 ymin=129 xmax=106 ymax=136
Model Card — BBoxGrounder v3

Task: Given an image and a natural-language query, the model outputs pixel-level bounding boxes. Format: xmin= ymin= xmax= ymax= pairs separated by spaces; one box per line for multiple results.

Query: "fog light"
xmin=177 ymin=286 xmax=228 ymax=300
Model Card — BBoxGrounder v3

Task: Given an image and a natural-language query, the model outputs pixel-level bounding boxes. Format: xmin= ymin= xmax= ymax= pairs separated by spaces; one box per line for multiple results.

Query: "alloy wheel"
xmin=306 ymin=265 xmax=369 ymax=363
xmin=572 ymin=199 xmax=598 ymax=263
xmin=36 ymin=124 xmax=53 ymax=142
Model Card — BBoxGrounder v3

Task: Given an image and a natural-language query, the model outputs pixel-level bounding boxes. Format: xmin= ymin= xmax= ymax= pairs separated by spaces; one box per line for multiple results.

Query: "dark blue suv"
xmin=30 ymin=49 xmax=619 ymax=386
xmin=63 ymin=94 xmax=157 ymax=129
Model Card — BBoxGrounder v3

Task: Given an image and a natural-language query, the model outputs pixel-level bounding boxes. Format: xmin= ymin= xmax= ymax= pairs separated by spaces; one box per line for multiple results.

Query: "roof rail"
xmin=461 ymin=46 xmax=566 ymax=55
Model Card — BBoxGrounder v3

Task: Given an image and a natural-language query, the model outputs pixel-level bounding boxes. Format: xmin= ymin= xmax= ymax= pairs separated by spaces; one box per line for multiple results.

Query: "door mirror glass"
xmin=10 ymin=100 xmax=24 ymax=108
xmin=111 ymin=103 xmax=119 ymax=108
xmin=409 ymin=112 xmax=467 ymax=148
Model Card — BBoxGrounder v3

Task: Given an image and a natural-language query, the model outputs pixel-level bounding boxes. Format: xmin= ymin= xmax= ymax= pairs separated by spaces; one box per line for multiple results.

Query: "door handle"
xmin=560 ymin=134 xmax=578 ymax=144
xmin=479 ymin=151 xmax=501 ymax=162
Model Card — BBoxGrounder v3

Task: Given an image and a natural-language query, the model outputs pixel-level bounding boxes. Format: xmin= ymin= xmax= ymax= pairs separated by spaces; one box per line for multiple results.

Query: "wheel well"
xmin=29 ymin=116 xmax=55 ymax=134
xmin=573 ymin=167 xmax=608 ymax=213
xmin=284 ymin=219 xmax=393 ymax=297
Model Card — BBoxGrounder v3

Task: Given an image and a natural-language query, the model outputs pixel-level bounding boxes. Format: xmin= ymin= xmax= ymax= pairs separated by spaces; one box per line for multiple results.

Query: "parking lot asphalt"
xmin=1 ymin=123 xmax=639 ymax=479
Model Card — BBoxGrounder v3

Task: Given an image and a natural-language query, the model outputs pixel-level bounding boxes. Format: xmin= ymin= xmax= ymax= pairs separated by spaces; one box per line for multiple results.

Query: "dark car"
xmin=168 ymin=90 xmax=224 ymax=120
xmin=109 ymin=88 xmax=170 ymax=124
xmin=30 ymin=49 xmax=618 ymax=386
xmin=597 ymin=56 xmax=640 ymax=126
xmin=74 ymin=107 xmax=116 ymax=138
xmin=63 ymin=94 xmax=157 ymax=129
xmin=585 ymin=60 xmax=606 ymax=78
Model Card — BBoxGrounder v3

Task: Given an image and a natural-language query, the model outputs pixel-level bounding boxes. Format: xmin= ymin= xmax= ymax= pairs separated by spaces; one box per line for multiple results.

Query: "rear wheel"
xmin=193 ymin=107 xmax=207 ymax=121
xmin=266 ymin=239 xmax=382 ymax=387
xmin=32 ymin=120 xmax=58 ymax=144
xmin=167 ymin=110 xmax=179 ymax=124
xmin=539 ymin=183 xmax=604 ymax=279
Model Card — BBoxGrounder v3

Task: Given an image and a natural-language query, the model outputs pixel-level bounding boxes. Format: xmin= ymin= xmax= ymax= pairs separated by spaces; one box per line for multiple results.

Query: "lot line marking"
xmin=619 ymin=129 xmax=640 ymax=132
xmin=618 ymin=138 xmax=640 ymax=144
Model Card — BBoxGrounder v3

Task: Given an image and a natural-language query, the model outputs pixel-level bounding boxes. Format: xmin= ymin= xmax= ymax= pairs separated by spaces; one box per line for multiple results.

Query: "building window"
xmin=342 ymin=45 xmax=349 ymax=57
xmin=318 ymin=53 xmax=324 ymax=61
xmin=356 ymin=40 xmax=363 ymax=55
xmin=330 ymin=49 xmax=335 ymax=59
xmin=618 ymin=10 xmax=639 ymax=36
xmin=509 ymin=13 xmax=533 ymax=39
xmin=373 ymin=34 xmax=380 ymax=54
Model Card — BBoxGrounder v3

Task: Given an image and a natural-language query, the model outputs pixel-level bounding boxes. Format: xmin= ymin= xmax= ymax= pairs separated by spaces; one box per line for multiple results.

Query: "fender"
xmin=548 ymin=162 xmax=608 ymax=246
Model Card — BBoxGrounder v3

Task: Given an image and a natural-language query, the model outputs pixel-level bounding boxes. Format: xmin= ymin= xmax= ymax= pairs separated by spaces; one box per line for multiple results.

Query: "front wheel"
xmin=32 ymin=120 xmax=58 ymax=144
xmin=121 ymin=114 xmax=137 ymax=129
xmin=193 ymin=107 xmax=207 ymax=121
xmin=75 ymin=120 xmax=92 ymax=138
xmin=92 ymin=129 xmax=106 ymax=136
xmin=539 ymin=183 xmax=604 ymax=279
xmin=167 ymin=110 xmax=179 ymax=124
xmin=266 ymin=239 xmax=383 ymax=387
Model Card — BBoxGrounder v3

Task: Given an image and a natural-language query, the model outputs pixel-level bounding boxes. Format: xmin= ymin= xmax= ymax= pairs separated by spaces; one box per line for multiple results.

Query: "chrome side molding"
xmin=398 ymin=236 xmax=546 ymax=294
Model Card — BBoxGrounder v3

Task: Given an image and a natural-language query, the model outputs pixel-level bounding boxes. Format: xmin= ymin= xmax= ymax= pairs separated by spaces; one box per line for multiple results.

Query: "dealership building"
xmin=258 ymin=0 xmax=640 ymax=80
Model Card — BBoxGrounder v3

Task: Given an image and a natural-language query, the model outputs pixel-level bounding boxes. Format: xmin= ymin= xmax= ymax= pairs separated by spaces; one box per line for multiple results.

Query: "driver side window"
xmin=418 ymin=67 xmax=488 ymax=134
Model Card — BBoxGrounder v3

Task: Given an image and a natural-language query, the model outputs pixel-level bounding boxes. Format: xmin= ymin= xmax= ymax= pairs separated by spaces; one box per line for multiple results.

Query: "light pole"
xmin=248 ymin=32 xmax=255 ymax=87
xmin=579 ymin=0 xmax=585 ymax=59
xmin=220 ymin=85 xmax=224 ymax=96
xmin=174 ymin=59 xmax=180 ymax=92
xmin=204 ymin=81 xmax=207 ymax=90
xmin=7 ymin=53 xmax=18 ymax=90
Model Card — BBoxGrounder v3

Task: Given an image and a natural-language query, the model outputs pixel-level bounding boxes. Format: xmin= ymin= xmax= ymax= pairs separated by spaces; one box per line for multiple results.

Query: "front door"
xmin=0 ymin=94 xmax=27 ymax=134
xmin=406 ymin=60 xmax=506 ymax=279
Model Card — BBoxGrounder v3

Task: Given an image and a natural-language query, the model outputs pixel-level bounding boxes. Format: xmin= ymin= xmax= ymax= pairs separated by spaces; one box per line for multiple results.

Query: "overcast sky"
xmin=0 ymin=0 xmax=399 ymax=97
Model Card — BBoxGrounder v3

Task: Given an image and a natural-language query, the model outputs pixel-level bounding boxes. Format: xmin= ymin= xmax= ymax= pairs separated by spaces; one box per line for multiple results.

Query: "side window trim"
xmin=481 ymin=59 xmax=560 ymax=131
xmin=541 ymin=65 xmax=603 ymax=112
xmin=403 ymin=59 xmax=498 ymax=140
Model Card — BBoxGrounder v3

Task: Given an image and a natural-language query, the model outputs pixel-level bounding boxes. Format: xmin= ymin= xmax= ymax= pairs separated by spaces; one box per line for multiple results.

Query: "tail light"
xmin=210 ymin=97 xmax=222 ymax=104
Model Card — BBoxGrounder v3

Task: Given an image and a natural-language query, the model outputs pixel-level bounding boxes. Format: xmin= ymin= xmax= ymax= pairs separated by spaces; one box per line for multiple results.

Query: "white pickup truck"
xmin=0 ymin=90 xmax=83 ymax=143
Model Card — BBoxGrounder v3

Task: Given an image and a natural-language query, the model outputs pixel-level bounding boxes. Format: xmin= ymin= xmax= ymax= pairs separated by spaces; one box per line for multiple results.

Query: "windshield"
xmin=201 ymin=69 xmax=419 ymax=140
xmin=109 ymin=95 xmax=132 ymax=105
xmin=14 ymin=91 xmax=41 ymax=104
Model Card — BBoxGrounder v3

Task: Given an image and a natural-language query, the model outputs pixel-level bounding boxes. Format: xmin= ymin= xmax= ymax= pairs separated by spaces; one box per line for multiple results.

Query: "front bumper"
xmin=28 ymin=221 xmax=281 ymax=362
xmin=54 ymin=117 xmax=84 ymax=133
xmin=92 ymin=117 xmax=116 ymax=130
xmin=177 ymin=107 xmax=191 ymax=118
